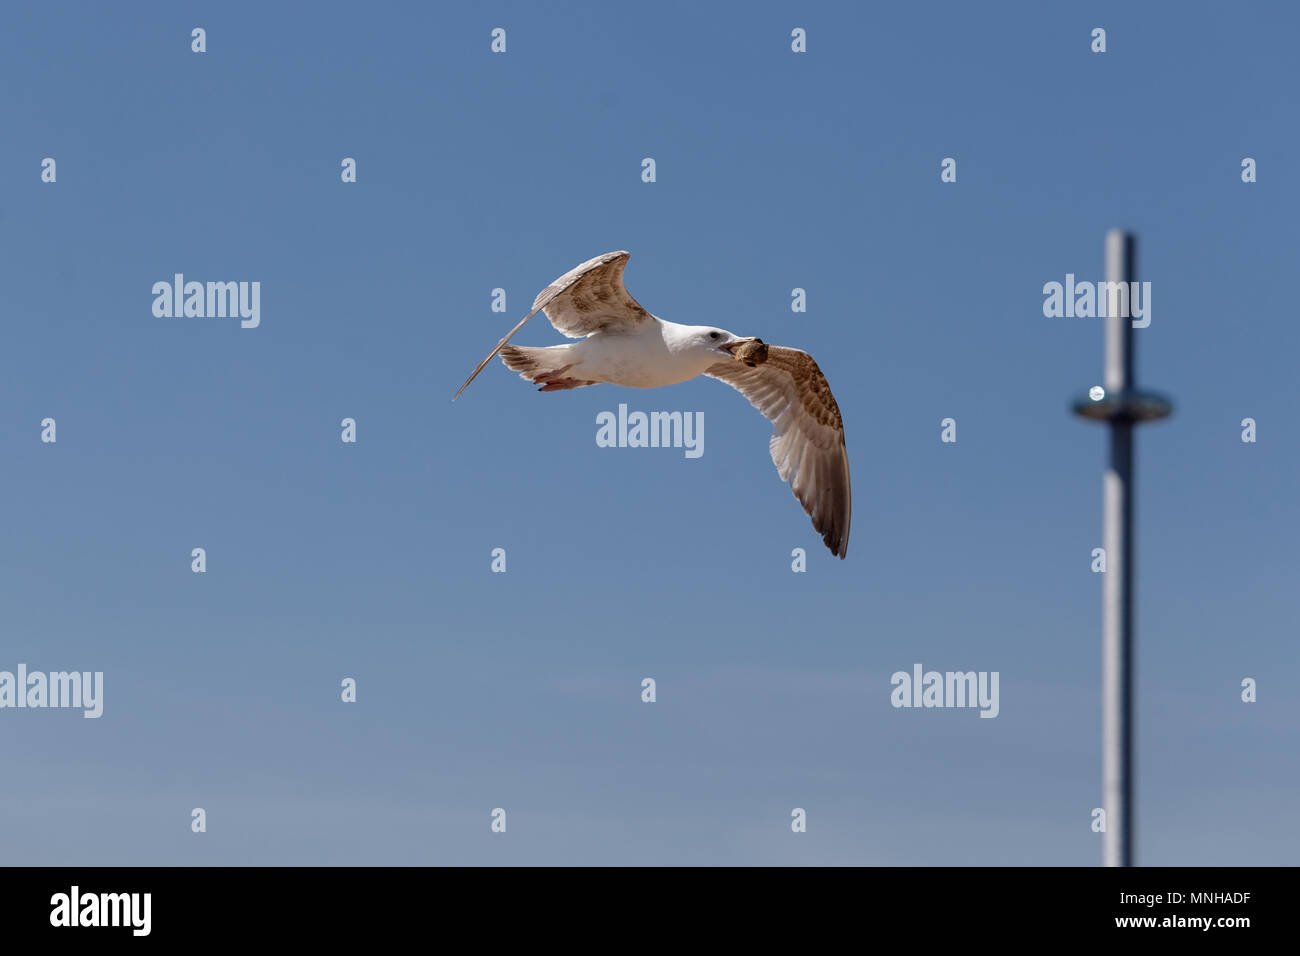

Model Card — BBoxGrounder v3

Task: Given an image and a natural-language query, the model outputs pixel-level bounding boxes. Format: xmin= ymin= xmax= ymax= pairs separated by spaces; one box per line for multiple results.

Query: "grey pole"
xmin=1072 ymin=230 xmax=1172 ymax=867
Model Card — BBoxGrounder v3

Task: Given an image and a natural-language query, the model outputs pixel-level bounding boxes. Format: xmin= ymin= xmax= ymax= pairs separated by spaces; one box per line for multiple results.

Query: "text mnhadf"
xmin=50 ymin=886 xmax=150 ymax=936
xmin=1041 ymin=274 xmax=1151 ymax=328
xmin=0 ymin=664 xmax=103 ymax=718
xmin=596 ymin=403 xmax=704 ymax=459
xmin=890 ymin=663 xmax=999 ymax=718
xmin=152 ymin=274 xmax=260 ymax=328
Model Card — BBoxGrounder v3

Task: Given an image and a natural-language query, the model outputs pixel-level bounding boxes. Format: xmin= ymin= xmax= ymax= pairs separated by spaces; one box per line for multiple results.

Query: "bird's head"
xmin=689 ymin=327 xmax=748 ymax=358
xmin=688 ymin=327 xmax=768 ymax=363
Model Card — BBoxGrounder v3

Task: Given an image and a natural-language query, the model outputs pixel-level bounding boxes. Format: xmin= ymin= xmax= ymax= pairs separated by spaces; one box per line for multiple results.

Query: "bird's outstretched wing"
xmin=454 ymin=251 xmax=651 ymax=399
xmin=706 ymin=347 xmax=852 ymax=558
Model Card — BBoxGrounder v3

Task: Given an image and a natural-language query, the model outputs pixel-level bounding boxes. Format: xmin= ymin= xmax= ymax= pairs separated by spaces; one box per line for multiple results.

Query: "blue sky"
xmin=1 ymin=1 xmax=1296 ymax=865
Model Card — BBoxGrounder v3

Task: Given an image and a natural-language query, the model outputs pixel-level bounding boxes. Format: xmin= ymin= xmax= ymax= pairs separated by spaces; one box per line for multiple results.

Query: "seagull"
xmin=454 ymin=251 xmax=852 ymax=558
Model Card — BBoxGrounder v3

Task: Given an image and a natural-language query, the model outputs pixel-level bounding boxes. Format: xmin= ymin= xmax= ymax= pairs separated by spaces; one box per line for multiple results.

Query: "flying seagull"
xmin=454 ymin=251 xmax=851 ymax=558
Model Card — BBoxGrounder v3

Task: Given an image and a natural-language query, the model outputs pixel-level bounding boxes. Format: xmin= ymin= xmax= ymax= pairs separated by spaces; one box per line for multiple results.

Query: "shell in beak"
xmin=723 ymin=337 xmax=768 ymax=367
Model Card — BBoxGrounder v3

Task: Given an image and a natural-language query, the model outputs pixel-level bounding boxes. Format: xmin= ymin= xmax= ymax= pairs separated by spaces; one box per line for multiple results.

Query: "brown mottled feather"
xmin=530 ymin=251 xmax=651 ymax=337
xmin=706 ymin=347 xmax=851 ymax=558
xmin=455 ymin=251 xmax=650 ymax=400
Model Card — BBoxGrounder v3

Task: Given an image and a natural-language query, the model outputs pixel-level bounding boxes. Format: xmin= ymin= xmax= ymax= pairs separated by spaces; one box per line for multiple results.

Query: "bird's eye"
xmin=709 ymin=332 xmax=720 ymax=340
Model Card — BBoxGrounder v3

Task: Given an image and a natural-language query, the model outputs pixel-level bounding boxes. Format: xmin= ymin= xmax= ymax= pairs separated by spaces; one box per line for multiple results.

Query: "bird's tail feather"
xmin=499 ymin=345 xmax=594 ymax=391
xmin=499 ymin=344 xmax=563 ymax=377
